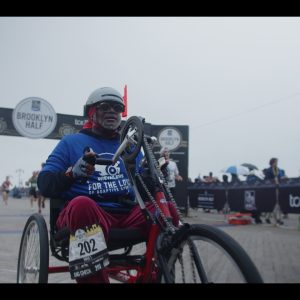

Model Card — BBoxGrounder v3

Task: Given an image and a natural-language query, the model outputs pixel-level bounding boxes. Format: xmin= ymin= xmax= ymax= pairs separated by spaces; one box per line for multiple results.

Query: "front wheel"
xmin=159 ymin=224 xmax=263 ymax=283
xmin=17 ymin=214 xmax=49 ymax=283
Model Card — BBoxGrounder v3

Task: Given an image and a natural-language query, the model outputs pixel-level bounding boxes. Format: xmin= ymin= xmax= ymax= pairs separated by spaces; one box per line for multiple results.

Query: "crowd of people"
xmin=192 ymin=157 xmax=287 ymax=185
xmin=1 ymin=163 xmax=47 ymax=214
xmin=190 ymin=157 xmax=289 ymax=225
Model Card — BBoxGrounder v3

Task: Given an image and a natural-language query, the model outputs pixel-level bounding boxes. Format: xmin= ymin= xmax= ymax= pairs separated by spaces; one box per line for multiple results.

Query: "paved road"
xmin=1 ymin=197 xmax=300 ymax=283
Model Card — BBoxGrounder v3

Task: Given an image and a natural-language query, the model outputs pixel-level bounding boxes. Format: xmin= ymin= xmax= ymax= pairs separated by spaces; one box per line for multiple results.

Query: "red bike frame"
xmin=48 ymin=189 xmax=172 ymax=283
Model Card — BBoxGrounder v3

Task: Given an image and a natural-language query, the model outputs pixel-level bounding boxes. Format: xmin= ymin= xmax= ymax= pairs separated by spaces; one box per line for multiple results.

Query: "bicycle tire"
xmin=17 ymin=213 xmax=49 ymax=283
xmin=159 ymin=223 xmax=263 ymax=283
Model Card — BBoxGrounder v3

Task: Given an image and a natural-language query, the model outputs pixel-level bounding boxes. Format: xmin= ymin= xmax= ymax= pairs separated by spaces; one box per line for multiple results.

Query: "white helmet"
xmin=84 ymin=87 xmax=124 ymax=116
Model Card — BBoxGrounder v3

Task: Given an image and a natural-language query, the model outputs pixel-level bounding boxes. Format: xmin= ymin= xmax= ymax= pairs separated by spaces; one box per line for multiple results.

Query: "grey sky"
xmin=1 ymin=17 xmax=300 ymax=186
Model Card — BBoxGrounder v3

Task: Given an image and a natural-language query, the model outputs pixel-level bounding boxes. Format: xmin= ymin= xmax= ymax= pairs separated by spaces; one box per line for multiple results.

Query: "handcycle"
xmin=17 ymin=116 xmax=263 ymax=283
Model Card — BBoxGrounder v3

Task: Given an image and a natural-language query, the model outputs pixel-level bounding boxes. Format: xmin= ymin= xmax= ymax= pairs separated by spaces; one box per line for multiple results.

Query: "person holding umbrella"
xmin=221 ymin=165 xmax=249 ymax=183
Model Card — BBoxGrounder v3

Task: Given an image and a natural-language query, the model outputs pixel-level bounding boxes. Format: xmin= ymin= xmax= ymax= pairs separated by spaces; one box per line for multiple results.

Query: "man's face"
xmin=93 ymin=101 xmax=123 ymax=130
xmin=163 ymin=150 xmax=170 ymax=159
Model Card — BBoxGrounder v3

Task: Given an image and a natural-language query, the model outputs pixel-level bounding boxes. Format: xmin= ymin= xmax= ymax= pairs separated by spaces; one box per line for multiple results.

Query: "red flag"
xmin=122 ymin=84 xmax=128 ymax=118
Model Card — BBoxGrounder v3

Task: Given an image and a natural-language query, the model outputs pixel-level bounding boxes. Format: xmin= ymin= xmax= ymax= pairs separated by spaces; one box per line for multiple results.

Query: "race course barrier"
xmin=188 ymin=178 xmax=300 ymax=214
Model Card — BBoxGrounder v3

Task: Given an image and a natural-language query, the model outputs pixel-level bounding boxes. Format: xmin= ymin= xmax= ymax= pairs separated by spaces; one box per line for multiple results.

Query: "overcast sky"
xmin=0 ymin=16 xmax=300 ymax=187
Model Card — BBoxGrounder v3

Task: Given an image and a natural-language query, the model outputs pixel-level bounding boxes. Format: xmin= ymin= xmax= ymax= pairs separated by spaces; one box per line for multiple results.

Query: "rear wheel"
xmin=159 ymin=224 xmax=263 ymax=283
xmin=17 ymin=214 xmax=49 ymax=283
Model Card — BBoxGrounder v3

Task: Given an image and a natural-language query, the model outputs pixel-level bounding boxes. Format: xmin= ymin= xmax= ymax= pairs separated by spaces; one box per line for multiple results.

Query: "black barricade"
xmin=227 ymin=183 xmax=276 ymax=213
xmin=279 ymin=179 xmax=300 ymax=214
xmin=188 ymin=178 xmax=300 ymax=214
xmin=188 ymin=183 xmax=227 ymax=211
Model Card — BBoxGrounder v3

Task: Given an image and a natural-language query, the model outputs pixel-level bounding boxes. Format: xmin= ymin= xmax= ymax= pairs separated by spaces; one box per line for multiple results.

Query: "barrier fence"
xmin=188 ymin=178 xmax=300 ymax=214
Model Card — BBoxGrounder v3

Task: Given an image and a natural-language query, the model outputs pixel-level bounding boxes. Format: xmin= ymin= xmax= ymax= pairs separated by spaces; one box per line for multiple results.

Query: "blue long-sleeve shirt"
xmin=38 ymin=129 xmax=143 ymax=209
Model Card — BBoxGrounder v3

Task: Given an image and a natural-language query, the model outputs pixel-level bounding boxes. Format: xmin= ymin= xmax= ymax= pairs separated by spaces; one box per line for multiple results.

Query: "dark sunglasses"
xmin=96 ymin=102 xmax=125 ymax=113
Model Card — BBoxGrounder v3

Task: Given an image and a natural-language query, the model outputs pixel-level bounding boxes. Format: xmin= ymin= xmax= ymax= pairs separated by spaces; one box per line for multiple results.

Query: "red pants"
xmin=56 ymin=196 xmax=179 ymax=283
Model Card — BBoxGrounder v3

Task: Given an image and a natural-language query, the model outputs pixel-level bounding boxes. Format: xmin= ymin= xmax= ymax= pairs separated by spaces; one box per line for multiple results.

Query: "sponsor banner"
xmin=197 ymin=191 xmax=214 ymax=209
xmin=12 ymin=97 xmax=57 ymax=139
xmin=0 ymin=107 xmax=85 ymax=139
xmin=188 ymin=186 xmax=226 ymax=211
xmin=0 ymin=108 xmax=152 ymax=140
xmin=279 ymin=186 xmax=300 ymax=214
xmin=157 ymin=127 xmax=182 ymax=151
xmin=244 ymin=190 xmax=256 ymax=211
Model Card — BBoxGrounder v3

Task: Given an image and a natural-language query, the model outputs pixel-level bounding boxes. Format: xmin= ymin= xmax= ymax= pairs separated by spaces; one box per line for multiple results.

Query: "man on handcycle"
xmin=38 ymin=87 xmax=179 ymax=283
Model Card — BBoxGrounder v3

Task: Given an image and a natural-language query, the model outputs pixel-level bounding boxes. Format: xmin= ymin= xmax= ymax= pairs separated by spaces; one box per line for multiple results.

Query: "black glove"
xmin=65 ymin=147 xmax=96 ymax=180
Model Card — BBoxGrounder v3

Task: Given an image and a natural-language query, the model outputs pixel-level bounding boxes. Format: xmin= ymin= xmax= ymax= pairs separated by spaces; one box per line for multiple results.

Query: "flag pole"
xmin=122 ymin=84 xmax=128 ymax=119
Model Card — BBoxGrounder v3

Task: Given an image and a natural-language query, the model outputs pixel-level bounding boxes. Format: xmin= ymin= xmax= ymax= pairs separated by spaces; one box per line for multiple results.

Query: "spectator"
xmin=26 ymin=171 xmax=44 ymax=213
xmin=263 ymin=157 xmax=287 ymax=225
xmin=194 ymin=177 xmax=201 ymax=184
xmin=222 ymin=174 xmax=229 ymax=184
xmin=246 ymin=170 xmax=263 ymax=184
xmin=263 ymin=158 xmax=287 ymax=184
xmin=1 ymin=176 xmax=12 ymax=205
xmin=204 ymin=172 xmax=219 ymax=183
xmin=231 ymin=173 xmax=241 ymax=183
xmin=187 ymin=177 xmax=194 ymax=187
xmin=159 ymin=147 xmax=183 ymax=199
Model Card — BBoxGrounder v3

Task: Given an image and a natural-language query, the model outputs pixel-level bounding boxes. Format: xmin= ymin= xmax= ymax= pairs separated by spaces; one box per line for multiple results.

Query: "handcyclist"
xmin=37 ymin=87 xmax=179 ymax=283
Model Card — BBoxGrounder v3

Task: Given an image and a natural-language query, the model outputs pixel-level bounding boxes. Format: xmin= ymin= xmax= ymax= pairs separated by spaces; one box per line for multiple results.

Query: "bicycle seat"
xmin=107 ymin=228 xmax=146 ymax=251
xmin=52 ymin=227 xmax=146 ymax=252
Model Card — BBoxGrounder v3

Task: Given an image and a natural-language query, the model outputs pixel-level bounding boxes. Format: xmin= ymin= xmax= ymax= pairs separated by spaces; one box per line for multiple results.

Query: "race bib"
xmin=69 ymin=224 xmax=109 ymax=279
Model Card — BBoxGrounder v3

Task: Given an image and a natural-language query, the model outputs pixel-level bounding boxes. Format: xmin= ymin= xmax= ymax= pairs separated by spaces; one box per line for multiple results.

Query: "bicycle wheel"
xmin=159 ymin=224 xmax=263 ymax=283
xmin=17 ymin=213 xmax=49 ymax=283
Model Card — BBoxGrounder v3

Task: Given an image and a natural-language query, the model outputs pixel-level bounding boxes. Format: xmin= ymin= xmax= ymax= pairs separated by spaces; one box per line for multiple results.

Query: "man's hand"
xmin=175 ymin=175 xmax=183 ymax=182
xmin=66 ymin=147 xmax=96 ymax=180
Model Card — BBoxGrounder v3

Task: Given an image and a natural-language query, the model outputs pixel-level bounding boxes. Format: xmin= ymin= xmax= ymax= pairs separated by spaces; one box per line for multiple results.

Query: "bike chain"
xmin=142 ymin=136 xmax=184 ymax=223
xmin=188 ymin=239 xmax=197 ymax=283
xmin=135 ymin=136 xmax=200 ymax=283
xmin=136 ymin=173 xmax=176 ymax=234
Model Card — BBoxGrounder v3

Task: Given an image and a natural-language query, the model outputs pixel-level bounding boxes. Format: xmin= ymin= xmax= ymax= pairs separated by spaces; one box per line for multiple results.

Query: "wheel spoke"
xmin=161 ymin=224 xmax=262 ymax=283
xmin=17 ymin=215 xmax=49 ymax=283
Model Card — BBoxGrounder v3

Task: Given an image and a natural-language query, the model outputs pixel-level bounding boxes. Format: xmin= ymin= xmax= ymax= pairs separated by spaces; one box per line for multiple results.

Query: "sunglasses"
xmin=96 ymin=102 xmax=125 ymax=113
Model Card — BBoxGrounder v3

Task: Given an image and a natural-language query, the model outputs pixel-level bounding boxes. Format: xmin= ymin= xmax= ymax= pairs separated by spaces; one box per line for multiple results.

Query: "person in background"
xmin=187 ymin=177 xmax=194 ymax=187
xmin=246 ymin=170 xmax=263 ymax=184
xmin=1 ymin=176 xmax=12 ymax=205
xmin=263 ymin=158 xmax=287 ymax=225
xmin=159 ymin=147 xmax=183 ymax=199
xmin=26 ymin=171 xmax=43 ymax=213
xmin=231 ymin=173 xmax=241 ymax=183
xmin=263 ymin=158 xmax=287 ymax=183
xmin=194 ymin=177 xmax=202 ymax=184
xmin=39 ymin=163 xmax=46 ymax=210
xmin=204 ymin=172 xmax=219 ymax=183
xmin=222 ymin=174 xmax=229 ymax=184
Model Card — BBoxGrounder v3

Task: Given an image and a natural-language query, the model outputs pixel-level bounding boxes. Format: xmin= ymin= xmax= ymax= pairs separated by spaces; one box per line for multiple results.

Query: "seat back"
xmin=49 ymin=198 xmax=66 ymax=235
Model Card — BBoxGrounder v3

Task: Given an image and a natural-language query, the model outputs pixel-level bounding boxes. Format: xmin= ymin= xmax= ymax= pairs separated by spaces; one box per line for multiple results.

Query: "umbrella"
xmin=241 ymin=163 xmax=259 ymax=171
xmin=248 ymin=169 xmax=265 ymax=179
xmin=221 ymin=165 xmax=250 ymax=175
